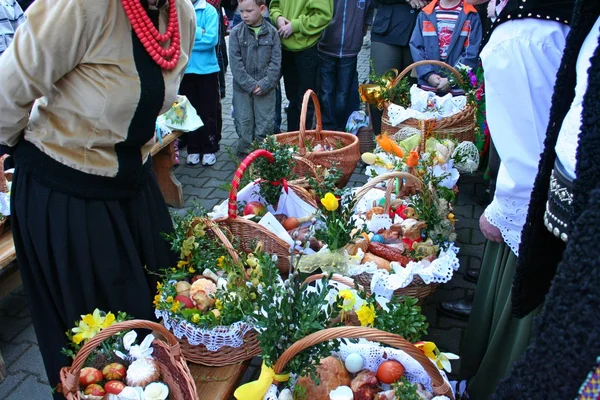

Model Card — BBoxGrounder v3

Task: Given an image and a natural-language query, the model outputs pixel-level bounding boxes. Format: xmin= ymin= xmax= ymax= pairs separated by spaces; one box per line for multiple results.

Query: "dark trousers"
xmin=274 ymin=81 xmax=282 ymax=134
xmin=319 ymin=52 xmax=358 ymax=131
xmin=179 ymin=73 xmax=222 ymax=154
xmin=281 ymin=45 xmax=320 ymax=132
xmin=217 ymin=11 xmax=228 ymax=99
xmin=369 ymin=41 xmax=414 ymax=134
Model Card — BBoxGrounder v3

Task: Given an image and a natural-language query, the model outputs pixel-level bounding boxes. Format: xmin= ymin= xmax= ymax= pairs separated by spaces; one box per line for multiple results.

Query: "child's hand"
xmin=437 ymin=77 xmax=450 ymax=92
xmin=278 ymin=22 xmax=293 ymax=39
xmin=276 ymin=16 xmax=290 ymax=29
xmin=427 ymin=74 xmax=442 ymax=87
xmin=253 ymin=86 xmax=264 ymax=96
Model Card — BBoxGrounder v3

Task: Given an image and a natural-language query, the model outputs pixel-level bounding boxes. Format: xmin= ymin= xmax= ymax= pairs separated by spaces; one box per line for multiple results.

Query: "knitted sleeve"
xmin=0 ymin=0 xmax=89 ymax=148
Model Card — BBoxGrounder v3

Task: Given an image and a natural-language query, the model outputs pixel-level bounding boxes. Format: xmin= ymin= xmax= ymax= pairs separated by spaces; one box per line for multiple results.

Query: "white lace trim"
xmin=155 ymin=309 xmax=253 ymax=351
xmin=263 ymin=339 xmax=453 ymax=400
xmin=348 ymin=244 xmax=460 ymax=300
xmin=483 ymin=197 xmax=528 ymax=256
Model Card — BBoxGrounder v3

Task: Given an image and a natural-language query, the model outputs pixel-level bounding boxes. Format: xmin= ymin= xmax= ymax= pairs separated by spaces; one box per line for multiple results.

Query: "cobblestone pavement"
xmin=0 ymin=34 xmax=485 ymax=398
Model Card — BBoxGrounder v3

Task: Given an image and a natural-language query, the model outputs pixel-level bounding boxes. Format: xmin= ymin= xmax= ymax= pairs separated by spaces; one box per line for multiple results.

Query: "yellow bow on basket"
xmin=359 ymin=68 xmax=399 ymax=109
xmin=234 ymin=362 xmax=290 ymax=400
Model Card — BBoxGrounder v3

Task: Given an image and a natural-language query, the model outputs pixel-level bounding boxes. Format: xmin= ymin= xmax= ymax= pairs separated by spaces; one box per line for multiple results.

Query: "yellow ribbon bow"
xmin=359 ymin=69 xmax=399 ymax=109
xmin=234 ymin=362 xmax=290 ymax=400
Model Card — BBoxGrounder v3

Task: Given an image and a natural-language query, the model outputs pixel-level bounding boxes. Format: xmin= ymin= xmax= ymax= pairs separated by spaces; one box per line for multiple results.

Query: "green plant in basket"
xmin=250 ymin=136 xmax=298 ymax=208
xmin=315 ymin=189 xmax=362 ymax=251
xmin=249 ymin=252 xmax=342 ymax=382
xmin=305 ymin=164 xmax=344 ymax=201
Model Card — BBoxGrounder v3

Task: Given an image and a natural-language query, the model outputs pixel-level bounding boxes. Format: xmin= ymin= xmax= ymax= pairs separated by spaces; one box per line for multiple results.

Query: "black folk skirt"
xmin=10 ymin=168 xmax=176 ymax=396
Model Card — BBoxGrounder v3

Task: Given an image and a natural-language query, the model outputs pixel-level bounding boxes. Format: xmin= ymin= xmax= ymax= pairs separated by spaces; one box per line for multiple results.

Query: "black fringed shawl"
xmin=493 ymin=0 xmax=600 ymax=398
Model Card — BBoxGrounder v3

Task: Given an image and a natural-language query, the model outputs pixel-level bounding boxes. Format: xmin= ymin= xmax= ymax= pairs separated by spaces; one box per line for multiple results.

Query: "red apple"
xmin=102 ymin=363 xmax=126 ymax=381
xmin=175 ymin=295 xmax=194 ymax=309
xmin=104 ymin=380 xmax=126 ymax=394
xmin=243 ymin=201 xmax=266 ymax=217
xmin=84 ymin=383 xmax=105 ymax=396
xmin=79 ymin=367 xmax=103 ymax=386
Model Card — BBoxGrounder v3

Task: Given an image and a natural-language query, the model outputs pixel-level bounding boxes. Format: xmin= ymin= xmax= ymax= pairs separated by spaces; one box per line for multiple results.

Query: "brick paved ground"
xmin=0 ymin=34 xmax=486 ymax=398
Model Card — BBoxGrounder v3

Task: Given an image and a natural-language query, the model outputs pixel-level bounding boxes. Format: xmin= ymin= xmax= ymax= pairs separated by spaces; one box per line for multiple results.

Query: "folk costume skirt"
xmin=460 ymin=241 xmax=537 ymax=399
xmin=10 ymin=167 xmax=176 ymax=397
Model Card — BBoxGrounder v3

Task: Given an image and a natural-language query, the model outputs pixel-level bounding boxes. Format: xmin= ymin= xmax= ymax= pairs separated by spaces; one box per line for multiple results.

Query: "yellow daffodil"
xmin=71 ymin=309 xmax=113 ymax=345
xmin=415 ymin=341 xmax=459 ymax=373
xmin=416 ymin=341 xmax=437 ymax=360
xmin=188 ymin=267 xmax=196 ymax=274
xmin=177 ymin=260 xmax=189 ymax=269
xmin=356 ymin=303 xmax=376 ymax=327
xmin=192 ymin=313 xmax=201 ymax=323
xmin=216 ymin=256 xmax=226 ymax=269
xmin=338 ymin=289 xmax=356 ymax=312
xmin=170 ymin=301 xmax=181 ymax=313
xmin=153 ymin=294 xmax=161 ymax=306
xmin=157 ymin=282 xmax=163 ymax=290
xmin=166 ymin=296 xmax=174 ymax=303
xmin=215 ymin=299 xmax=223 ymax=310
xmin=321 ymin=192 xmax=339 ymax=211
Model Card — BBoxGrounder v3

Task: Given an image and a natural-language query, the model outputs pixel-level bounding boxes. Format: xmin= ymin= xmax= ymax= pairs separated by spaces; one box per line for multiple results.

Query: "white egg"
xmin=344 ymin=353 xmax=364 ymax=374
xmin=329 ymin=385 xmax=354 ymax=400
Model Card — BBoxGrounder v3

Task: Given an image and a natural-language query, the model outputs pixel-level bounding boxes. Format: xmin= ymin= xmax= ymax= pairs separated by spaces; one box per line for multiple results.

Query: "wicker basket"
xmin=353 ymin=172 xmax=441 ymax=303
xmin=381 ymin=60 xmax=475 ymax=151
xmin=215 ymin=149 xmax=317 ymax=274
xmin=158 ymin=218 xmax=262 ymax=366
xmin=59 ymin=320 xmax=198 ymax=400
xmin=275 ymin=90 xmax=361 ymax=187
xmin=271 ymin=327 xmax=454 ymax=399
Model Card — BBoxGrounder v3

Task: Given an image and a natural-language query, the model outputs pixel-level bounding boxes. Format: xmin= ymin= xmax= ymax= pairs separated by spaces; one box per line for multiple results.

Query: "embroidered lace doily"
xmin=263 ymin=339 xmax=453 ymax=400
xmin=349 ymin=244 xmax=460 ymax=299
xmin=155 ymin=308 xmax=253 ymax=350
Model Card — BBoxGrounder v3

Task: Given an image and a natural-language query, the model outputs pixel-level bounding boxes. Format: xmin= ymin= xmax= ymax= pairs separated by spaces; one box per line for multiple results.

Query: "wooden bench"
xmin=190 ymin=361 xmax=252 ymax=400
xmin=151 ymin=131 xmax=184 ymax=208
xmin=0 ymin=228 xmax=18 ymax=382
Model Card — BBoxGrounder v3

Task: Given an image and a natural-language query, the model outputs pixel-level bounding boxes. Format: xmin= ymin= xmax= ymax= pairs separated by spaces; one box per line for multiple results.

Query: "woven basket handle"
xmin=228 ymin=149 xmax=275 ymax=219
xmin=0 ymin=154 xmax=9 ymax=193
xmin=298 ymin=90 xmax=323 ymax=156
xmin=204 ymin=218 xmax=240 ymax=265
xmin=392 ymin=60 xmax=463 ymax=88
xmin=302 ymin=273 xmax=358 ymax=289
xmin=273 ymin=326 xmax=453 ymax=399
xmin=61 ymin=320 xmax=181 ymax=395
xmin=354 ymin=171 xmax=423 ymax=214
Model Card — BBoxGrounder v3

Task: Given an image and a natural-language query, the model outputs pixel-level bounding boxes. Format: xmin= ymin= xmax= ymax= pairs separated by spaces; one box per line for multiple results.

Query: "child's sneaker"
xmin=202 ymin=153 xmax=217 ymax=166
xmin=186 ymin=153 xmax=200 ymax=165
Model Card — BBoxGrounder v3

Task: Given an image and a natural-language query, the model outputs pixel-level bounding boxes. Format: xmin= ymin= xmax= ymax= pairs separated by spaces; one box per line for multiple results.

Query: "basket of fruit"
xmin=274 ymin=90 xmax=361 ymax=187
xmin=244 ymin=327 xmax=455 ymax=400
xmin=214 ymin=149 xmax=317 ymax=273
xmin=155 ymin=217 xmax=263 ymax=366
xmin=348 ymin=171 xmax=459 ymax=303
xmin=59 ymin=319 xmax=197 ymax=400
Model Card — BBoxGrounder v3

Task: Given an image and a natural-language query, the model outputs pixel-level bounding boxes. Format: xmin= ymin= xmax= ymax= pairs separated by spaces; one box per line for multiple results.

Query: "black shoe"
xmin=438 ymin=298 xmax=473 ymax=320
xmin=465 ymin=268 xmax=480 ymax=284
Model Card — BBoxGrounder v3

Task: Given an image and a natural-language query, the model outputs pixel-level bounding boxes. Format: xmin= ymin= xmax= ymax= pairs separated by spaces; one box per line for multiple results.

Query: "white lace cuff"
xmin=484 ymin=198 xmax=527 ymax=256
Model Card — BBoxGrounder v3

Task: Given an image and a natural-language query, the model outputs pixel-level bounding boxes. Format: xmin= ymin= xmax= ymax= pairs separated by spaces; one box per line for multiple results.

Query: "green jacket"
xmin=269 ymin=0 xmax=333 ymax=51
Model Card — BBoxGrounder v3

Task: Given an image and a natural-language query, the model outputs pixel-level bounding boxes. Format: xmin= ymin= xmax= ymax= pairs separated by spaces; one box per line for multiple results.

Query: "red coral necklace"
xmin=121 ymin=0 xmax=181 ymax=70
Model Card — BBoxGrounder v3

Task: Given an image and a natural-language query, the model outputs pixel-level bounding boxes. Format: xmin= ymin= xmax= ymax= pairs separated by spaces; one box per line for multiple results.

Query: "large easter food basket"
xmin=381 ymin=60 xmax=476 ymax=149
xmin=263 ymin=326 xmax=454 ymax=399
xmin=59 ymin=320 xmax=198 ymax=400
xmin=215 ymin=149 xmax=317 ymax=274
xmin=156 ymin=218 xmax=261 ymax=366
xmin=351 ymin=171 xmax=458 ymax=303
xmin=274 ymin=90 xmax=361 ymax=187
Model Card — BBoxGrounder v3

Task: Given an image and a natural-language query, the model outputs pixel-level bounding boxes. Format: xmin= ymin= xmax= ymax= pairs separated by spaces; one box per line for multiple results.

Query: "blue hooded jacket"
xmin=186 ymin=0 xmax=220 ymax=75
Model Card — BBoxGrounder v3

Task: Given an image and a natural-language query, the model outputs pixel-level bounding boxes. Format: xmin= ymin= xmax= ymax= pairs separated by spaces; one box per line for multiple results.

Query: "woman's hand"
xmin=428 ymin=74 xmax=442 ymax=87
xmin=408 ymin=0 xmax=429 ymax=9
xmin=479 ymin=213 xmax=503 ymax=243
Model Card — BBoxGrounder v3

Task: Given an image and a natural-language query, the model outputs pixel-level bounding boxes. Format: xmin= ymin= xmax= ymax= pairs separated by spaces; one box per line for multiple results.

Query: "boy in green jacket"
xmin=270 ymin=0 xmax=333 ymax=131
